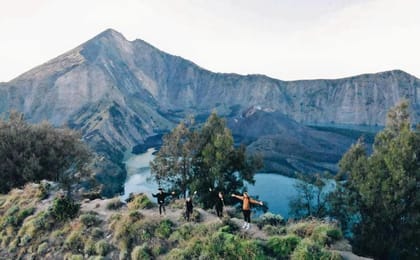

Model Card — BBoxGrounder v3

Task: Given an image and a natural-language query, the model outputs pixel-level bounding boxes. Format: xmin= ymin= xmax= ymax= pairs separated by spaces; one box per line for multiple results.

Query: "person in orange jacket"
xmin=231 ymin=192 xmax=263 ymax=230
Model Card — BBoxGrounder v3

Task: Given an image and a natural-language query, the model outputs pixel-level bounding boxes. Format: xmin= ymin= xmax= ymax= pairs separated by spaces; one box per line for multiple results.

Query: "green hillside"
xmin=0 ymin=183 xmax=360 ymax=259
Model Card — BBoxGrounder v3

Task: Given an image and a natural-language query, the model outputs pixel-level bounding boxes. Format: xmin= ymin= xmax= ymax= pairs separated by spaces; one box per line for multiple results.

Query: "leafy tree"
xmin=289 ymin=172 xmax=331 ymax=219
xmin=329 ymin=101 xmax=420 ymax=259
xmin=150 ymin=112 xmax=263 ymax=208
xmin=150 ymin=119 xmax=199 ymax=198
xmin=0 ymin=111 xmax=93 ymax=197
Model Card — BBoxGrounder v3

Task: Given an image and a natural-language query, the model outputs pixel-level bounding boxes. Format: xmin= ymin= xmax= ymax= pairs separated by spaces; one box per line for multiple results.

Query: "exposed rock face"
xmin=0 ymin=29 xmax=419 ymax=194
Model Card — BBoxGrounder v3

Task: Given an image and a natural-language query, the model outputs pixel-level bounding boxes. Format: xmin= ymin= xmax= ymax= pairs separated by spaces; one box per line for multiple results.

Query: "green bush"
xmin=84 ymin=239 xmax=96 ymax=256
xmin=204 ymin=231 xmax=265 ymax=259
xmin=50 ymin=197 xmax=80 ymax=221
xmin=128 ymin=210 xmax=144 ymax=222
xmin=64 ymin=231 xmax=84 ymax=253
xmin=106 ymin=197 xmax=124 ymax=210
xmin=169 ymin=223 xmax=194 ymax=242
xmin=67 ymin=254 xmax=84 ymax=260
xmin=86 ymin=256 xmax=105 ymax=260
xmin=19 ymin=234 xmax=32 ymax=246
xmin=326 ymin=228 xmax=343 ymax=241
xmin=311 ymin=224 xmax=343 ymax=246
xmin=291 ymin=238 xmax=335 ymax=260
xmin=91 ymin=227 xmax=104 ymax=239
xmin=155 ymin=219 xmax=174 ymax=238
xmin=2 ymin=206 xmax=35 ymax=227
xmin=95 ymin=239 xmax=111 ymax=256
xmin=190 ymin=209 xmax=201 ymax=222
xmin=127 ymin=193 xmax=153 ymax=210
xmin=266 ymin=234 xmax=301 ymax=258
xmin=258 ymin=212 xmax=285 ymax=227
xmin=37 ymin=182 xmax=51 ymax=199
xmin=262 ymin=224 xmax=286 ymax=236
xmin=112 ymin=213 xmax=159 ymax=253
xmin=220 ymin=217 xmax=239 ymax=233
xmin=131 ymin=244 xmax=152 ymax=259
xmin=79 ymin=212 xmax=101 ymax=227
xmin=37 ymin=242 xmax=49 ymax=255
xmin=33 ymin=211 xmax=52 ymax=230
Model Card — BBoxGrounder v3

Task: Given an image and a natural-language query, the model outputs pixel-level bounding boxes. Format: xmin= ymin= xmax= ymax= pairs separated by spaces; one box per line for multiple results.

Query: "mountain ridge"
xmin=1 ymin=28 xmax=419 ymax=195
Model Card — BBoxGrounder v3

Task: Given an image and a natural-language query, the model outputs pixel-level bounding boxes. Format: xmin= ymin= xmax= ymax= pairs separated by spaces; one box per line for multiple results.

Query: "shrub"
xmin=95 ymin=239 xmax=111 ymax=256
xmin=37 ymin=181 xmax=51 ymax=199
xmin=2 ymin=206 xmax=35 ymax=228
xmin=203 ymin=231 xmax=265 ymax=259
xmin=106 ymin=197 xmax=124 ymax=210
xmin=128 ymin=210 xmax=144 ymax=222
xmin=262 ymin=224 xmax=286 ymax=236
xmin=326 ymin=228 xmax=343 ymax=241
xmin=290 ymin=238 xmax=335 ymax=260
xmin=166 ymin=248 xmax=190 ymax=259
xmin=151 ymin=242 xmax=166 ymax=256
xmin=67 ymin=254 xmax=84 ymax=260
xmin=79 ymin=212 xmax=101 ymax=227
xmin=155 ymin=219 xmax=174 ymax=238
xmin=131 ymin=244 xmax=152 ymax=259
xmin=86 ymin=256 xmax=105 ymax=260
xmin=50 ymin=197 xmax=80 ymax=221
xmin=19 ymin=234 xmax=32 ymax=246
xmin=37 ymin=242 xmax=49 ymax=255
xmin=258 ymin=212 xmax=285 ymax=228
xmin=127 ymin=193 xmax=153 ymax=210
xmin=266 ymin=234 xmax=301 ymax=258
xmin=33 ymin=211 xmax=52 ymax=231
xmin=311 ymin=224 xmax=343 ymax=246
xmin=91 ymin=227 xmax=104 ymax=239
xmin=220 ymin=217 xmax=239 ymax=233
xmin=84 ymin=239 xmax=96 ymax=256
xmin=111 ymin=212 xmax=158 ymax=253
xmin=169 ymin=223 xmax=194 ymax=242
xmin=190 ymin=209 xmax=201 ymax=222
xmin=64 ymin=231 xmax=84 ymax=253
xmin=288 ymin=220 xmax=318 ymax=238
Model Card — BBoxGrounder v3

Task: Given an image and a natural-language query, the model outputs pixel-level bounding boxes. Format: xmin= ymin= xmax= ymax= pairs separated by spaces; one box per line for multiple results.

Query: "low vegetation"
xmin=0 ymin=184 xmax=349 ymax=259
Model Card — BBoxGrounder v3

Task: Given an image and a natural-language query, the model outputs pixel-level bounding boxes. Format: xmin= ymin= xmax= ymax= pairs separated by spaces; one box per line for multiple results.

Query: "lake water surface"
xmin=122 ymin=148 xmax=298 ymax=218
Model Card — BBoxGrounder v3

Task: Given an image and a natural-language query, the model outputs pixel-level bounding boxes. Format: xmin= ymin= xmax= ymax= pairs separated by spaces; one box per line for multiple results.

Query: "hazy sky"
xmin=1 ymin=0 xmax=419 ymax=82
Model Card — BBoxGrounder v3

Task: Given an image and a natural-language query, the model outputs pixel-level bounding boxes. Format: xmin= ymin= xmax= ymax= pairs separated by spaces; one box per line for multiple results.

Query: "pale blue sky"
xmin=0 ymin=0 xmax=419 ymax=81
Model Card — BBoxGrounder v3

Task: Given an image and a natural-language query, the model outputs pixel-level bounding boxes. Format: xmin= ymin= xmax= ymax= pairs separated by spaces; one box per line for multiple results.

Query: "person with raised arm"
xmin=231 ymin=192 xmax=263 ymax=229
xmin=152 ymin=188 xmax=175 ymax=215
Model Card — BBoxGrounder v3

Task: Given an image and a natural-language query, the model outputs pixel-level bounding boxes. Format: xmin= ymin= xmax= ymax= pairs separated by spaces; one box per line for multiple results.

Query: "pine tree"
xmin=330 ymin=101 xmax=420 ymax=259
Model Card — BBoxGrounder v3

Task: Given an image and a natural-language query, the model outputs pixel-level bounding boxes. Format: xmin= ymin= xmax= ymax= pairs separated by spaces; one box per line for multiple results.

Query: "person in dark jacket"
xmin=231 ymin=192 xmax=263 ymax=230
xmin=215 ymin=191 xmax=225 ymax=218
xmin=152 ymin=188 xmax=174 ymax=215
xmin=185 ymin=197 xmax=193 ymax=221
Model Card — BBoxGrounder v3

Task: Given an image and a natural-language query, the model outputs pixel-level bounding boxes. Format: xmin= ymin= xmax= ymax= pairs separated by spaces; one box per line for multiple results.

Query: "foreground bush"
xmin=127 ymin=193 xmax=153 ymax=210
xmin=266 ymin=234 xmax=301 ymax=258
xmin=291 ymin=238 xmax=341 ymax=260
xmin=50 ymin=196 xmax=80 ymax=221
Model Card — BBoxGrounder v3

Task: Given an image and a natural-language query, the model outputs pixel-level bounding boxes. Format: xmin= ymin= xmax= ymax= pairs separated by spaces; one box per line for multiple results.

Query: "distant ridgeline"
xmin=0 ymin=28 xmax=419 ymax=195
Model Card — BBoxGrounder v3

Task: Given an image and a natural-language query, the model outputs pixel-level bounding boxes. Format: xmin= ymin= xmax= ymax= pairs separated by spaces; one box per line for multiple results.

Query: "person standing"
xmin=231 ymin=192 xmax=263 ymax=229
xmin=152 ymin=188 xmax=174 ymax=215
xmin=185 ymin=197 xmax=193 ymax=221
xmin=215 ymin=191 xmax=225 ymax=218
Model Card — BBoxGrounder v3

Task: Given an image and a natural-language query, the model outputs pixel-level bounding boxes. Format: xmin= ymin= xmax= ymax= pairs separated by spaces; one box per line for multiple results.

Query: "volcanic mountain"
xmin=1 ymin=29 xmax=419 ymax=195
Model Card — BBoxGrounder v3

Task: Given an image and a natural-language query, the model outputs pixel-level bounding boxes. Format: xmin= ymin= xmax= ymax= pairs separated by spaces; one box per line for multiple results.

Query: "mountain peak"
xmin=96 ymin=28 xmax=126 ymax=40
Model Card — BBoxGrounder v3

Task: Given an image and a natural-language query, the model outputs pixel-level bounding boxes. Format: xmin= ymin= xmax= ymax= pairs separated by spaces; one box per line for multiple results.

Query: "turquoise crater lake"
xmin=122 ymin=148 xmax=299 ymax=218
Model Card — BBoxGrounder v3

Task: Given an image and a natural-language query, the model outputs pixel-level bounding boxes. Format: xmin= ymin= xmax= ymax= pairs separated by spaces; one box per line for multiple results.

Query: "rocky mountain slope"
xmin=0 ymin=29 xmax=419 ymax=194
